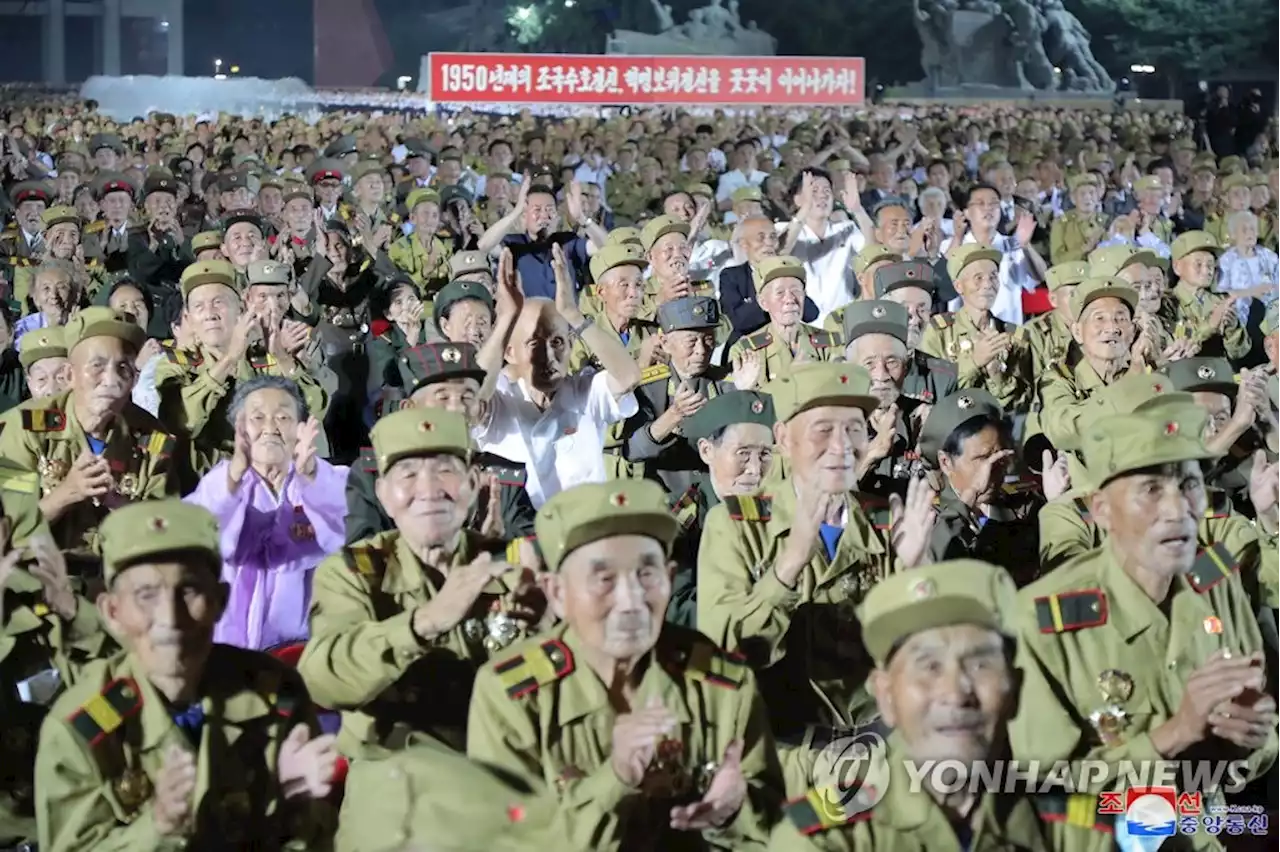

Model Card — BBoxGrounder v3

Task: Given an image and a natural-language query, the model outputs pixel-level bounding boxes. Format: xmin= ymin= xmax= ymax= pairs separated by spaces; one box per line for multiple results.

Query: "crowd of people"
xmin=0 ymin=94 xmax=1277 ymax=852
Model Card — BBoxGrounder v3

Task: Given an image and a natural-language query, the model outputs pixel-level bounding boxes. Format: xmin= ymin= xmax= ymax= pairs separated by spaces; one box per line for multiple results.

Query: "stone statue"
xmin=1036 ymin=0 xmax=1114 ymax=91
xmin=681 ymin=9 xmax=711 ymax=41
xmin=608 ymin=0 xmax=777 ymax=55
xmin=650 ymin=0 xmax=676 ymax=32
xmin=701 ymin=0 xmax=738 ymax=38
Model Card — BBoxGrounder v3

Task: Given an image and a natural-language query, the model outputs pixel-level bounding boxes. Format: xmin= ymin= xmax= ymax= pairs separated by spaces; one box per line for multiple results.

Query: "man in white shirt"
xmin=476 ymin=244 xmax=643 ymax=507
xmin=940 ymin=183 xmax=1041 ymax=326
xmin=715 ymin=140 xmax=768 ymax=222
xmin=778 ymin=168 xmax=869 ymax=322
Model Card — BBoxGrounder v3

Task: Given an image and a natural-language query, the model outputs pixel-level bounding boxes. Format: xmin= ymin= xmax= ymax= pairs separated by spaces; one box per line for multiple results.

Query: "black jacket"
xmin=718 ymin=262 xmax=819 ymax=352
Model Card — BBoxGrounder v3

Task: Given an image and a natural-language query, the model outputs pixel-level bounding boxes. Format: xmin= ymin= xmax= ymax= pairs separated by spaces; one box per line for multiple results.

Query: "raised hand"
xmin=412 ymin=552 xmax=512 ymax=638
xmin=1249 ymin=449 xmax=1278 ymax=525
xmin=277 ymin=724 xmax=340 ymax=800
xmin=26 ymin=533 xmax=76 ymax=619
xmin=1041 ymin=449 xmax=1071 ymax=502
xmin=294 ymin=416 xmax=321 ymax=480
xmin=611 ymin=697 xmax=677 ymax=788
xmin=732 ymin=350 xmax=763 ymax=391
xmin=495 ymin=247 xmax=523 ymax=319
xmin=479 ymin=472 xmax=504 ymax=539
xmin=889 ymin=474 xmax=938 ymax=568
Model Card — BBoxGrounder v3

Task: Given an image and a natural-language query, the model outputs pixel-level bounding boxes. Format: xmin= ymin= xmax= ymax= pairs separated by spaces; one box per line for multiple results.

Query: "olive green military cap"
xmin=873 ymin=260 xmax=935 ymax=297
xmin=440 ymin=185 xmax=475 ymax=209
xmin=1134 ymin=175 xmax=1164 ymax=193
xmin=919 ymin=389 xmax=1002 ymax=464
xmin=767 ymin=362 xmax=878 ymax=423
xmin=63 ymin=306 xmax=146 ymax=354
xmin=18 ymin=325 xmax=67 ymax=370
xmin=281 ymin=182 xmax=313 ymax=204
xmin=589 ymin=242 xmax=647 ymax=280
xmin=370 ymin=406 xmax=474 ymax=475
xmin=1219 ymin=155 xmax=1246 ymax=175
xmin=1219 ymin=174 xmax=1250 ymax=192
xmin=853 ymin=243 xmax=900 ymax=276
xmin=859 ymin=559 xmax=1017 ymax=666
xmin=1061 ymin=372 xmax=1174 ymax=454
xmin=755 ymin=255 xmax=806 ymax=289
xmin=841 ymin=300 xmax=909 ymax=345
xmin=1066 ymin=173 xmax=1100 ymax=193
xmin=1191 ymin=153 xmax=1217 ymax=173
xmin=1165 ymin=357 xmax=1237 ymax=396
xmin=1070 ymin=276 xmax=1138 ymax=321
xmin=681 ymin=390 xmax=776 ymax=442
xmin=395 ymin=341 xmax=486 ymax=394
xmin=258 ymin=173 xmax=284 ymax=191
xmin=181 ymin=259 xmax=238 ymax=298
xmin=191 ymin=231 xmax=223 ymax=253
xmin=101 ymin=500 xmax=222 ymax=585
xmin=640 ymin=214 xmax=689 ymax=251
xmin=731 ymin=186 xmax=764 ymax=204
xmin=828 ymin=158 xmax=851 ymax=173
xmin=406 ymin=188 xmax=441 ymax=212
xmin=1089 ymin=246 xmax=1156 ymax=280
xmin=433 ymin=279 xmax=494 ymax=335
xmin=1044 ymin=260 xmax=1091 ymax=292
xmin=1082 ymin=394 xmax=1218 ymax=488
xmin=40 ymin=205 xmax=80 ymax=230
xmin=351 ymin=159 xmax=386 ymax=183
xmin=450 ymin=250 xmax=490 ymax=277
xmin=605 ymin=226 xmax=643 ymax=247
xmin=1263 ymin=300 xmax=1278 ymax=336
xmin=686 ymin=182 xmax=714 ymax=198
xmin=1170 ymin=230 xmax=1222 ymax=262
xmin=656 ymin=295 xmax=719 ymax=333
xmin=947 ymin=243 xmax=1002 ymax=281
xmin=245 ymin=259 xmax=292 ymax=287
xmin=535 ymin=480 xmax=679 ymax=573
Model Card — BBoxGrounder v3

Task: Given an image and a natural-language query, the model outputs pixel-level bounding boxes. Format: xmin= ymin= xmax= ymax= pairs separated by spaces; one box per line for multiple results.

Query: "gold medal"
xmin=37 ymin=455 xmax=68 ymax=494
xmin=462 ymin=618 xmax=485 ymax=643
xmin=112 ymin=766 xmax=153 ymax=812
xmin=116 ymin=472 xmax=140 ymax=499
xmin=1089 ymin=669 xmax=1133 ymax=746
xmin=643 ymin=737 xmax=693 ymax=798
xmin=483 ymin=609 xmax=522 ymax=653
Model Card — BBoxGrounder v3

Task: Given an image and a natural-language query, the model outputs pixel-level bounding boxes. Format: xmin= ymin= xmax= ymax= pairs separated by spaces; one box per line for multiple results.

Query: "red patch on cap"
xmin=839 ymin=375 xmax=849 ymax=384
xmin=1164 ymin=422 xmax=1179 ymax=435
xmin=506 ymin=804 xmax=526 ymax=823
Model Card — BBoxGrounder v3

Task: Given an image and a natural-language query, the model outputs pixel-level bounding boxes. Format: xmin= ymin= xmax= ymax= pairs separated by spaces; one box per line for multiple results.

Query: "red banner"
xmin=427 ymin=53 xmax=864 ymax=106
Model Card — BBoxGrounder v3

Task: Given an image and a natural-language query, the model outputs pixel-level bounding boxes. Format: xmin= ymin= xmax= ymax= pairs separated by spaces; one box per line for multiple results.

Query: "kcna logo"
xmin=809 ymin=730 xmax=891 ymax=818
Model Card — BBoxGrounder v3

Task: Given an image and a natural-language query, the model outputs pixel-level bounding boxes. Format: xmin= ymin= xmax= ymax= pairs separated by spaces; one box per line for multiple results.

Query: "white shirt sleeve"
xmin=474 ymin=373 xmax=514 ymax=443
xmin=586 ymin=370 xmax=638 ymax=426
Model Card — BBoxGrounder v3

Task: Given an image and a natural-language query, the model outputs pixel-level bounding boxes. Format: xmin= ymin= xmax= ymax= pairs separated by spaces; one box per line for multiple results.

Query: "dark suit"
xmin=718 ymin=262 xmax=819 ymax=352
xmin=623 ymin=366 xmax=732 ymax=496
xmin=860 ymin=188 xmax=892 ymax=211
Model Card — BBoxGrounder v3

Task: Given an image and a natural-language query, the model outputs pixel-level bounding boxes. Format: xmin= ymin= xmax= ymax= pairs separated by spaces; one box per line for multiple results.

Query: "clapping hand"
xmin=277 ymin=724 xmax=340 ymax=800
xmin=611 ymin=697 xmax=677 ymax=788
xmin=669 ymin=740 xmax=747 ymax=831
xmin=888 ymin=475 xmax=938 ymax=568
xmin=293 ymin=416 xmax=321 ymax=481
xmin=153 ymin=744 xmax=197 ymax=836
xmin=27 ymin=533 xmax=76 ymax=620
xmin=732 ymin=350 xmax=763 ymax=391
xmin=1041 ymin=450 xmax=1071 ymax=502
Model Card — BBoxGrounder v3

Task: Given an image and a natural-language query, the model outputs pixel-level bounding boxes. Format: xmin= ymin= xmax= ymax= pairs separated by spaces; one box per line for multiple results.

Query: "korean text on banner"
xmin=427 ymin=53 xmax=865 ymax=106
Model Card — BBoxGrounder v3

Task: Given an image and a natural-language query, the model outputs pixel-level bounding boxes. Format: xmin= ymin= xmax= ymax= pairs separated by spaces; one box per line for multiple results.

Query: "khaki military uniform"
xmin=696 ymin=489 xmax=894 ymax=742
xmin=1015 ymin=311 xmax=1076 ymax=380
xmin=467 ymin=621 xmax=785 ymax=852
xmin=0 ymin=391 xmax=180 ymax=558
xmin=666 ymin=475 xmax=720 ymax=629
xmin=918 ymin=312 xmax=1027 ymax=412
xmin=899 ymin=351 xmax=959 ymax=407
xmin=299 ymin=529 xmax=531 ymax=757
xmin=1034 ymin=360 xmax=1129 ymax=456
xmin=80 ymin=222 xmax=141 ymax=274
xmin=1049 ymin=210 xmax=1108 ymax=264
xmin=35 ymin=647 xmax=332 ymax=852
xmin=1009 ymin=546 xmax=1277 ymax=848
xmin=387 ymin=233 xmax=453 ymax=297
xmin=729 ymin=327 xmax=842 ymax=386
xmin=155 ymin=347 xmax=329 ymax=474
xmin=772 ymin=734 xmax=1115 ymax=852
xmin=1170 ymin=282 xmax=1250 ymax=360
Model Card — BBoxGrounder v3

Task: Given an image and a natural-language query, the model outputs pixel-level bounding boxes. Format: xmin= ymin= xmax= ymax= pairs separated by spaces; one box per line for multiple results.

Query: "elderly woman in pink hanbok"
xmin=185 ymin=375 xmax=348 ymax=650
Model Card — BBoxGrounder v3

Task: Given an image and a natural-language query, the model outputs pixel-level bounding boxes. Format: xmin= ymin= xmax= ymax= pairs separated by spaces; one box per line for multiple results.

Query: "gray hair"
xmin=846 ymin=333 xmax=908 ymax=362
xmin=1227 ymin=210 xmax=1258 ymax=235
xmin=226 ymin=375 xmax=309 ymax=427
xmin=918 ymin=186 xmax=948 ymax=211
xmin=36 ymin=259 xmax=75 ymax=281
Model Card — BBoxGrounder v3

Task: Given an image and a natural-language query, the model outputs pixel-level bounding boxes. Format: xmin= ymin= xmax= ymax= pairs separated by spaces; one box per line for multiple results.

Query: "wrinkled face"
xmin=355 ymin=172 xmax=386 ymax=204
xmin=1226 ymin=186 xmax=1250 ymax=213
xmin=410 ymin=200 xmax=441 ymax=237
xmin=32 ymin=270 xmax=74 ymax=323
xmin=100 ymin=560 xmax=224 ymax=683
xmin=649 ymin=231 xmax=691 ymax=281
xmin=241 ymin=386 xmax=301 ymax=469
xmin=246 ymin=284 xmax=290 ymax=328
xmin=75 ymin=191 xmax=99 ymax=222
xmin=885 ymin=287 xmax=931 ymax=350
xmin=408 ymin=377 xmax=482 ymax=425
xmin=939 ymin=422 xmax=1011 ymax=504
xmin=956 ymin=260 xmax=999 ymax=312
xmin=1229 ymin=216 xmax=1259 ymax=250
xmin=1132 ymin=273 xmax=1162 ymax=314
xmin=108 ymin=284 xmax=150 ymax=331
xmin=991 ymin=166 xmax=1016 ymax=197
xmin=186 ymin=282 xmax=242 ymax=350
xmin=739 ymin=219 xmax=778 ymax=264
xmin=759 ymin=275 xmax=805 ymax=326
xmin=874 ymin=624 xmax=1012 ymax=766
xmin=871 ymin=158 xmax=894 ymax=190
xmin=440 ymin=298 xmax=492 ymax=347
xmin=550 ymin=535 xmax=670 ymax=663
xmin=45 ymin=222 xmax=79 ymax=258
xmin=779 ymin=405 xmax=867 ymax=494
xmin=1072 ymin=297 xmax=1134 ymax=362
xmin=375 ymin=454 xmax=478 ymax=548
xmin=26 ymin=356 xmax=70 ymax=399
xmin=486 ymin=177 xmax=512 ymax=204
xmin=220 ymin=187 xmax=253 ymax=212
xmin=315 ymin=179 xmax=342 ymax=207
xmin=258 ymin=186 xmax=284 ymax=216
xmin=874 ymin=204 xmax=912 ymax=253
xmin=507 ymin=302 xmax=568 ymax=389
xmin=68 ymin=335 xmax=138 ymax=418
xmin=1071 ymin=183 xmax=1101 ymax=215
xmin=145 ymin=191 xmax=176 ymax=223
xmin=1172 ymin=250 xmax=1216 ymax=289
xmin=1191 ymin=390 xmax=1233 ymax=439
xmin=1094 ymin=461 xmax=1206 ymax=577
xmin=966 ymin=188 xmax=1001 ymax=230
xmin=662 ymin=193 xmax=695 ymax=222
xmin=1251 ymin=185 xmax=1271 ymax=210
xmin=920 ymin=193 xmax=946 ymax=220
xmin=597 ymin=265 xmax=645 ymax=321
xmin=522 ymin=191 xmax=558 ymax=237
xmin=698 ymin=422 xmax=774 ymax=496
xmin=221 ymin=221 xmax=263 ymax=268
xmin=100 ymin=189 xmax=133 ymax=224
xmin=665 ymin=328 xmax=714 ymax=377
xmin=848 ymin=334 xmax=906 ymax=407
xmin=16 ymin=199 xmax=45 ymax=233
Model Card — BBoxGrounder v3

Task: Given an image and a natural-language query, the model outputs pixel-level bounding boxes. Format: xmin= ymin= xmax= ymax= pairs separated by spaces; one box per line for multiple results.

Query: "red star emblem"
xmin=839 ymin=375 xmax=848 ymax=384
xmin=1164 ymin=422 xmax=1179 ymax=436
xmin=506 ymin=804 xmax=527 ymax=823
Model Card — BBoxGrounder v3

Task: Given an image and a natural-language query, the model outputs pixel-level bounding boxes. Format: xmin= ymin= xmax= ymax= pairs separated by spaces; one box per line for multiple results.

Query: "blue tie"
xmin=171 ymin=703 xmax=205 ymax=742
xmin=619 ymin=330 xmax=631 ymax=346
xmin=86 ymin=436 xmax=107 ymax=456
xmin=818 ymin=523 xmax=843 ymax=561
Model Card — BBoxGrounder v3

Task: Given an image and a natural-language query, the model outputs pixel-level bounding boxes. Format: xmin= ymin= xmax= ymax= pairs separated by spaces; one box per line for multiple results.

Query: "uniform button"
xmin=1167 ymin=659 xmax=1179 ymax=670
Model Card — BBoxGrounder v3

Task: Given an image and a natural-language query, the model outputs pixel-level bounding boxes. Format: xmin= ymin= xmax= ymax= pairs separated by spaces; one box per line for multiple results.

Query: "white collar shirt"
xmin=774 ymin=219 xmax=867 ymax=321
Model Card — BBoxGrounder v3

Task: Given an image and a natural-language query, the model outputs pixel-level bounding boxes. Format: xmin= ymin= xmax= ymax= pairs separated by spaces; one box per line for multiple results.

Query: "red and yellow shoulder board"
xmin=22 ymin=408 xmax=66 ymax=432
xmin=1037 ymin=794 xmax=1113 ymax=833
xmin=343 ymin=542 xmax=389 ymax=581
xmin=682 ymin=640 xmax=747 ymax=691
xmin=494 ymin=638 xmax=574 ymax=700
xmin=744 ymin=330 xmax=772 ymax=351
xmin=725 ymin=495 xmax=771 ymax=522
xmin=1186 ymin=543 xmax=1238 ymax=594
xmin=808 ymin=330 xmax=838 ymax=348
xmin=1034 ymin=589 xmax=1108 ymax=634
xmin=640 ymin=364 xmax=670 ymax=385
xmin=931 ymin=313 xmax=955 ymax=330
xmin=68 ymin=678 xmax=143 ymax=747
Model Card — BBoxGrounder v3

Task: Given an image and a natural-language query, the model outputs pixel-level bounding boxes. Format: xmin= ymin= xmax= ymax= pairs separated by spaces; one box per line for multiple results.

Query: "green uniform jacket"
xmin=1170 ymin=282 xmax=1250 ymax=361
xmin=666 ymin=475 xmax=720 ymax=630
xmin=342 ymin=447 xmax=536 ymax=546
xmin=729 ymin=326 xmax=842 ymax=386
xmin=1016 ymin=310 xmax=1076 ymax=382
xmin=1009 ymin=544 xmax=1278 ymax=849
xmin=299 ymin=529 xmax=530 ymax=757
xmin=467 ymin=622 xmax=785 ymax=852
xmin=771 ymin=734 xmax=1116 ymax=851
xmin=696 ymin=489 xmax=893 ymax=736
xmin=918 ymin=311 xmax=1028 ymax=412
xmin=1049 ymin=210 xmax=1107 ymax=264
xmin=625 ymin=363 xmax=732 ymax=496
xmin=35 ymin=647 xmax=333 ymax=852
xmin=1035 ymin=359 xmax=1128 ymax=456
xmin=387 ymin=233 xmax=454 ymax=297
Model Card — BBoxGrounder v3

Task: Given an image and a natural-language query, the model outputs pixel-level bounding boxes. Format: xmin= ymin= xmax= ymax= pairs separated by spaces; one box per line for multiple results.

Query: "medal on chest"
xmin=37 ymin=455 xmax=68 ymax=495
xmin=112 ymin=764 xmax=154 ymax=814
xmin=1089 ymin=669 xmax=1134 ymax=746
xmin=289 ymin=504 xmax=316 ymax=541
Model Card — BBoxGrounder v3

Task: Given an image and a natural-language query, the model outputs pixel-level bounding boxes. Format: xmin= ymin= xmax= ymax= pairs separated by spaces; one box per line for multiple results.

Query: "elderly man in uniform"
xmin=468 ymin=479 xmax=785 ymax=852
xmin=918 ymin=244 xmax=1028 ymax=412
xmin=730 ymin=257 xmax=841 ymax=389
xmin=1017 ymin=260 xmax=1089 ymax=379
xmin=156 ymin=260 xmax=329 ymax=473
xmin=0 ymin=308 xmax=181 ymax=565
xmin=697 ymin=363 xmax=937 ymax=786
xmin=625 ymin=295 xmax=732 ymax=495
xmin=772 ymin=559 xmax=1117 ymax=851
xmin=346 ymin=342 xmax=535 ymax=546
xmin=389 ymin=188 xmax=453 ymax=295
xmin=1011 ymin=398 xmax=1278 ymax=848
xmin=0 ymin=182 xmax=51 ymax=277
xmin=860 ymin=261 xmax=957 ymax=408
xmin=34 ymin=500 xmax=337 ymax=852
xmin=431 ymin=278 xmax=495 ymax=349
xmin=1049 ymin=173 xmax=1108 ymax=264
xmin=19 ymin=325 xmax=70 ymax=400
xmin=720 ymin=215 xmax=820 ymax=350
xmin=83 ymin=172 xmax=139 ymax=274
xmin=1169 ymin=231 xmax=1251 ymax=361
xmin=821 ymin=245 xmax=900 ymax=334
xmin=641 ymin=215 xmax=718 ymax=314
xmin=303 ymin=407 xmax=543 ymax=773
